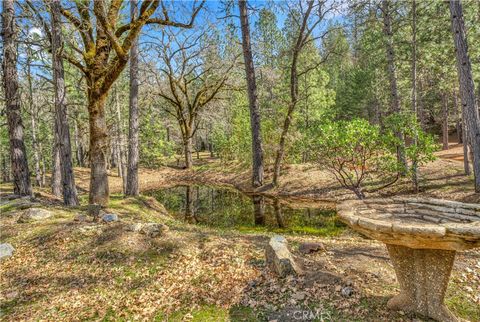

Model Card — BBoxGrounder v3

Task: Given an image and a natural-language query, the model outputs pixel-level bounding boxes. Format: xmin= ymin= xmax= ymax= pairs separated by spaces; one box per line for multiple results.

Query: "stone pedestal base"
xmin=386 ymin=244 xmax=459 ymax=322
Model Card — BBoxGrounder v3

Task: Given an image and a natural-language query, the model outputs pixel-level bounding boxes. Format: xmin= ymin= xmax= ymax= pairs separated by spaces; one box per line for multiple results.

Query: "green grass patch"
xmin=446 ymin=288 xmax=480 ymax=321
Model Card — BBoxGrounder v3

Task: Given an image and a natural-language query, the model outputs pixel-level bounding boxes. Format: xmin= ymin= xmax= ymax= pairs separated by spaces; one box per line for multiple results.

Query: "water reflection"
xmin=252 ymin=195 xmax=265 ymax=226
xmin=273 ymin=198 xmax=285 ymax=229
xmin=146 ymin=184 xmax=344 ymax=236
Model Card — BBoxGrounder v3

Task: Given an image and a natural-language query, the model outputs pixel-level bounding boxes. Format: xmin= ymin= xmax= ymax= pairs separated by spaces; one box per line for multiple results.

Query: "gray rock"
xmin=139 ymin=223 xmax=169 ymax=237
xmin=17 ymin=208 xmax=53 ymax=223
xmin=102 ymin=213 xmax=119 ymax=222
xmin=303 ymin=270 xmax=342 ymax=288
xmin=341 ymin=286 xmax=354 ymax=297
xmin=126 ymin=223 xmax=143 ymax=232
xmin=298 ymin=242 xmax=325 ymax=254
xmin=126 ymin=222 xmax=169 ymax=237
xmin=74 ymin=214 xmax=88 ymax=222
xmin=0 ymin=243 xmax=14 ymax=259
xmin=265 ymin=235 xmax=303 ymax=277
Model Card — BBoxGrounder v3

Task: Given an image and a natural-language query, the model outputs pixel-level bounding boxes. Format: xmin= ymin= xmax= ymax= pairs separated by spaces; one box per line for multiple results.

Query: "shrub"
xmin=314 ymin=119 xmax=398 ymax=199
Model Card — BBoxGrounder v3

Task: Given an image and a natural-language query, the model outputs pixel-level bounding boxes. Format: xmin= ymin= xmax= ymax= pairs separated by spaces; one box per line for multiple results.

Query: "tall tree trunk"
xmin=26 ymin=44 xmax=42 ymax=187
xmin=382 ymin=0 xmax=407 ymax=171
xmin=52 ymin=133 xmax=62 ymax=196
xmin=411 ymin=0 xmax=419 ymax=193
xmin=454 ymin=91 xmax=470 ymax=175
xmin=273 ymin=0 xmax=314 ymax=187
xmin=418 ymin=79 xmax=425 ymax=128
xmin=239 ymin=0 xmax=264 ymax=188
xmin=442 ymin=94 xmax=449 ymax=150
xmin=449 ymin=0 xmax=480 ymax=191
xmin=40 ymin=143 xmax=46 ymax=186
xmin=87 ymin=91 xmax=109 ymax=205
xmin=73 ymin=116 xmax=84 ymax=167
xmin=114 ymin=87 xmax=127 ymax=193
xmin=460 ymin=96 xmax=471 ymax=175
xmin=125 ymin=0 xmax=140 ymax=196
xmin=1 ymin=0 xmax=32 ymax=196
xmin=51 ymin=0 xmax=78 ymax=206
xmin=453 ymin=91 xmax=462 ymax=143
xmin=1 ymin=153 xmax=10 ymax=183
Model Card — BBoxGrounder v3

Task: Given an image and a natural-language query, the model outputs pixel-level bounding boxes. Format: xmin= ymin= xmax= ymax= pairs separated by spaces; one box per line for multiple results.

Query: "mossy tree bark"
xmin=57 ymin=0 xmax=204 ymax=205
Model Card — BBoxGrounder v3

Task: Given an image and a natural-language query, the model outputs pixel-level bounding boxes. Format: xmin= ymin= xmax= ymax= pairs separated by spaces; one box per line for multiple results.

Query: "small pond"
xmin=146 ymin=184 xmax=345 ymax=236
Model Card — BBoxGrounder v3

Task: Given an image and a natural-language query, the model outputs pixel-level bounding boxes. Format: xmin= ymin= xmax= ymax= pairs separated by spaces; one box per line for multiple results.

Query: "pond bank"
xmin=144 ymin=184 xmax=343 ymax=236
xmin=71 ymin=152 xmax=479 ymax=205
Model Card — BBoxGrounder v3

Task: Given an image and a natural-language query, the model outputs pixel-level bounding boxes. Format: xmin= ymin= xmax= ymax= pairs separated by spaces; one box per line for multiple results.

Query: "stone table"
xmin=337 ymin=197 xmax=480 ymax=322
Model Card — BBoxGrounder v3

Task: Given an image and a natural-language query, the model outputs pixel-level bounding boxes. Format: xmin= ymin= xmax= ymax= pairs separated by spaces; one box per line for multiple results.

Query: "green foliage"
xmin=314 ymin=119 xmax=398 ymax=198
xmin=384 ymin=113 xmax=438 ymax=174
xmin=139 ymin=120 xmax=175 ymax=168
xmin=314 ymin=116 xmax=438 ymax=197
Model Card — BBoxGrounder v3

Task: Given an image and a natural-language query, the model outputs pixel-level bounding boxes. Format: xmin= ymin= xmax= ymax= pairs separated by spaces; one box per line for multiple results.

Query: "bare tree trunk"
xmin=1 ymin=0 xmax=32 ymax=196
xmin=461 ymin=106 xmax=471 ymax=176
xmin=454 ymin=91 xmax=470 ymax=174
xmin=418 ymin=79 xmax=425 ymax=128
xmin=449 ymin=0 xmax=480 ymax=191
xmin=442 ymin=94 xmax=449 ymax=150
xmin=125 ymin=0 xmax=140 ymax=196
xmin=114 ymin=87 xmax=127 ymax=193
xmin=30 ymin=104 xmax=42 ymax=188
xmin=382 ymin=0 xmax=407 ymax=171
xmin=73 ymin=116 xmax=84 ymax=167
xmin=52 ymin=132 xmax=62 ymax=196
xmin=1 ymin=152 xmax=10 ymax=183
xmin=184 ymin=136 xmax=193 ymax=169
xmin=40 ymin=144 xmax=46 ymax=186
xmin=51 ymin=0 xmax=78 ymax=205
xmin=453 ymin=91 xmax=462 ymax=143
xmin=239 ymin=0 xmax=264 ymax=188
xmin=26 ymin=45 xmax=42 ymax=187
xmin=411 ymin=0 xmax=419 ymax=193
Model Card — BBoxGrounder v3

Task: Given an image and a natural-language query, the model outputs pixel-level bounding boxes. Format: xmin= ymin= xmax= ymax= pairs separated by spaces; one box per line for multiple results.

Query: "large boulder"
xmin=265 ymin=235 xmax=303 ymax=277
xmin=0 ymin=243 xmax=14 ymax=259
xmin=126 ymin=222 xmax=169 ymax=237
xmin=17 ymin=208 xmax=53 ymax=223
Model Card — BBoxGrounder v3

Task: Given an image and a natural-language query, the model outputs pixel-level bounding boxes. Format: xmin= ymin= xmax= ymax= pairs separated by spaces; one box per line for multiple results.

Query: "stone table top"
xmin=337 ymin=197 xmax=480 ymax=251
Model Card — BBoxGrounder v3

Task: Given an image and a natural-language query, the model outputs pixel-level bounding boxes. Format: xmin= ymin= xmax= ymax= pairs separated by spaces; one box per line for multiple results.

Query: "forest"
xmin=0 ymin=0 xmax=479 ymax=321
